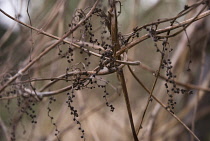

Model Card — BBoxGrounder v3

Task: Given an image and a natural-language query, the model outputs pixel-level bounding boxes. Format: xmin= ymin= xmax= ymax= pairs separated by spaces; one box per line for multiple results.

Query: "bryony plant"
xmin=0 ymin=0 xmax=210 ymax=141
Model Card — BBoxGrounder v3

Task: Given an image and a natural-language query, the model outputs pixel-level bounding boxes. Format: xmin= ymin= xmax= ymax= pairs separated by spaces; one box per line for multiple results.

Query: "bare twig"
xmin=136 ymin=54 xmax=163 ymax=134
xmin=154 ymin=71 xmax=210 ymax=141
xmin=128 ymin=0 xmax=205 ymax=35
xmin=0 ymin=8 xmax=140 ymax=67
xmin=0 ymin=0 xmax=100 ymax=94
xmin=128 ymin=66 xmax=200 ymax=141
xmin=116 ymin=10 xmax=210 ymax=56
xmin=0 ymin=117 xmax=10 ymax=141
xmin=0 ymin=9 xmax=103 ymax=57
xmin=137 ymin=61 xmax=210 ymax=92
xmin=157 ymin=5 xmax=207 ymax=38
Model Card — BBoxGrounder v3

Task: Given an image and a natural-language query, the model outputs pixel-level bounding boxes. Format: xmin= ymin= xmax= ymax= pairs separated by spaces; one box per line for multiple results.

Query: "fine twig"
xmin=0 ymin=0 xmax=100 ymax=94
xmin=153 ymin=71 xmax=210 ymax=140
xmin=137 ymin=61 xmax=210 ymax=93
xmin=157 ymin=5 xmax=207 ymax=39
xmin=128 ymin=66 xmax=200 ymax=141
xmin=0 ymin=8 xmax=141 ymax=66
xmin=125 ymin=0 xmax=205 ymax=36
xmin=0 ymin=117 xmax=10 ymax=141
xmin=136 ymin=53 xmax=163 ymax=134
xmin=116 ymin=10 xmax=210 ymax=56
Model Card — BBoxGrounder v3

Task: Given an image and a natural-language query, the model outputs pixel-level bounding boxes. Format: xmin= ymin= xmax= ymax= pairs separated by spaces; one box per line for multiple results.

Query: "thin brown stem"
xmin=127 ymin=0 xmax=205 ymax=35
xmin=108 ymin=0 xmax=138 ymax=140
xmin=128 ymin=66 xmax=200 ymax=141
xmin=0 ymin=117 xmax=10 ymax=141
xmin=136 ymin=55 xmax=163 ymax=134
xmin=0 ymin=0 xmax=100 ymax=94
xmin=157 ymin=5 xmax=207 ymax=39
xmin=116 ymin=10 xmax=210 ymax=56
xmin=138 ymin=61 xmax=210 ymax=92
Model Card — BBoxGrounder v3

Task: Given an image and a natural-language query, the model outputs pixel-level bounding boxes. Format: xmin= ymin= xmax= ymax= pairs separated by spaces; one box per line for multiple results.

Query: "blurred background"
xmin=0 ymin=0 xmax=210 ymax=141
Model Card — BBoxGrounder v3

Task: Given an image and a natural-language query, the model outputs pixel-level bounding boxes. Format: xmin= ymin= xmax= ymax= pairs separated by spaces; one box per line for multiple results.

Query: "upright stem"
xmin=108 ymin=0 xmax=138 ymax=140
xmin=119 ymin=71 xmax=139 ymax=141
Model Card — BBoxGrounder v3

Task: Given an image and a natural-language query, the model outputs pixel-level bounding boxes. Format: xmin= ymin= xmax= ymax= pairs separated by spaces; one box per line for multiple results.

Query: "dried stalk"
xmin=108 ymin=0 xmax=138 ymax=140
xmin=128 ymin=66 xmax=200 ymax=141
xmin=116 ymin=10 xmax=210 ymax=56
xmin=0 ymin=0 xmax=100 ymax=94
